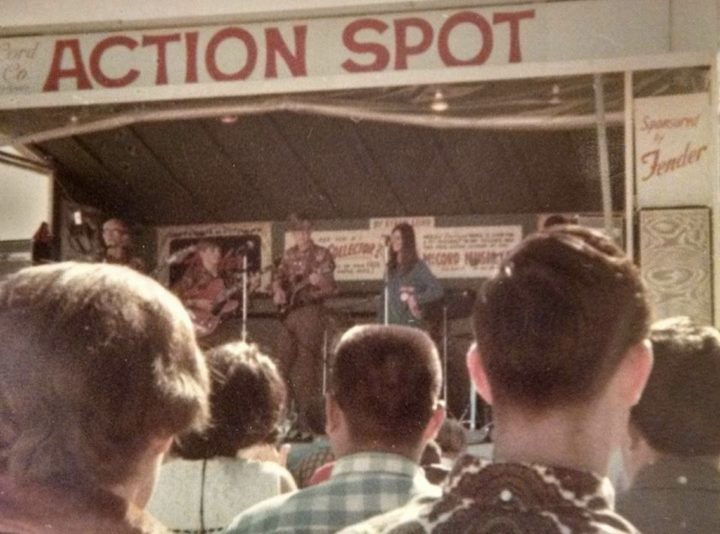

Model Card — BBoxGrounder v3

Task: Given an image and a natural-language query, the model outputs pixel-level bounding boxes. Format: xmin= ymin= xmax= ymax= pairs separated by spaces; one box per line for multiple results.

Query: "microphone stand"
xmin=241 ymin=254 xmax=248 ymax=343
xmin=383 ymin=237 xmax=390 ymax=325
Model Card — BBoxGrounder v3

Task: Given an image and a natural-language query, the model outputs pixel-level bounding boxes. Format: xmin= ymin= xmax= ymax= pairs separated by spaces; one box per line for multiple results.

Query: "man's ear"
xmin=422 ymin=404 xmax=446 ymax=443
xmin=325 ymin=393 xmax=341 ymax=435
xmin=467 ymin=344 xmax=493 ymax=405
xmin=618 ymin=339 xmax=653 ymax=407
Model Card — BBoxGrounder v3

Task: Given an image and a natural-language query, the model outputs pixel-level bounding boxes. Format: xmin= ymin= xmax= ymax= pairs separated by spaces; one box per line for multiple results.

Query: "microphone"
xmin=166 ymin=245 xmax=197 ymax=265
xmin=235 ymin=241 xmax=256 ymax=255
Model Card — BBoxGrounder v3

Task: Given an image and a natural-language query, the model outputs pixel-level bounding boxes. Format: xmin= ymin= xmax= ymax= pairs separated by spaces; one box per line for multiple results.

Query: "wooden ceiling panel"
xmin=270 ymin=113 xmax=399 ymax=218
xmin=439 ymin=131 xmax=536 ymax=214
xmin=74 ymin=128 xmax=201 ymax=224
xmin=355 ymin=121 xmax=475 ymax=216
xmin=35 ymin=111 xmax=627 ymax=226
xmin=40 ymin=136 xmax=141 ymax=219
xmin=132 ymin=121 xmax=268 ymax=222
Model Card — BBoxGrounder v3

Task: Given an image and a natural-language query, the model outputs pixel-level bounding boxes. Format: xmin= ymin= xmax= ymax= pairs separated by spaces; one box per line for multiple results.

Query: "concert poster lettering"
xmin=307 ymin=223 xmax=521 ymax=281
xmin=417 ymin=225 xmax=522 ymax=278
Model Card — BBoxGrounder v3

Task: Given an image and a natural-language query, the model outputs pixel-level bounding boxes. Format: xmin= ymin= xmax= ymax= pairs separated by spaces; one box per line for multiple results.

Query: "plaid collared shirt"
xmin=224 ymin=452 xmax=440 ymax=534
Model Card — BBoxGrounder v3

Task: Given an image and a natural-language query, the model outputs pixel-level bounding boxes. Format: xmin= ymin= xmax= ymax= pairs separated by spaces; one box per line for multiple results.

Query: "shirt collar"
xmin=444 ymin=454 xmax=616 ymax=510
xmin=332 ymin=452 xmax=422 ymax=479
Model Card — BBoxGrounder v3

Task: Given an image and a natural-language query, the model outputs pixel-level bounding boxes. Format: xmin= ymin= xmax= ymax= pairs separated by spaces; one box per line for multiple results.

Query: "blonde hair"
xmin=0 ymin=262 xmax=210 ymax=487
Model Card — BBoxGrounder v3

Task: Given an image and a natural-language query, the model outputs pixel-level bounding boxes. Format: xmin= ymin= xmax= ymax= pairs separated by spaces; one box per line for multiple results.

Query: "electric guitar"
xmin=185 ymin=278 xmax=242 ymax=338
xmin=188 ymin=264 xmax=273 ymax=336
xmin=277 ymin=266 xmax=333 ymax=318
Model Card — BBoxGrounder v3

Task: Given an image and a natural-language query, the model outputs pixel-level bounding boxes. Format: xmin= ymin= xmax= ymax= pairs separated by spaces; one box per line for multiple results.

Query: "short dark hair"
xmin=287 ymin=213 xmax=312 ymax=232
xmin=0 ymin=262 xmax=209 ymax=487
xmin=474 ymin=225 xmax=650 ymax=411
xmin=542 ymin=213 xmax=578 ymax=228
xmin=175 ymin=342 xmax=287 ymax=459
xmin=330 ymin=325 xmax=441 ymax=448
xmin=631 ymin=317 xmax=720 ymax=456
xmin=436 ymin=417 xmax=467 ymax=456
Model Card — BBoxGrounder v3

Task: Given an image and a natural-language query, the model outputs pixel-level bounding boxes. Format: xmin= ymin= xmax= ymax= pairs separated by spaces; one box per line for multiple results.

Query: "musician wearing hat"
xmin=272 ymin=214 xmax=338 ymax=431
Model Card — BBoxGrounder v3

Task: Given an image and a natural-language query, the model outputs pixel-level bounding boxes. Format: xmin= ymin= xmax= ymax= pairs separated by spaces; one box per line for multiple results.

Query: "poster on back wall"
xmin=297 ymin=221 xmax=520 ymax=282
xmin=294 ymin=218 xmax=436 ymax=282
xmin=156 ymin=221 xmax=272 ymax=287
xmin=417 ymin=225 xmax=522 ymax=278
xmin=312 ymin=229 xmax=387 ymax=281
xmin=635 ymin=93 xmax=713 ymax=208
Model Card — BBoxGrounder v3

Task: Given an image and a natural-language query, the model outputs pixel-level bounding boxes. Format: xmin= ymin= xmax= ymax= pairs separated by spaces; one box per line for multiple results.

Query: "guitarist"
xmin=272 ymin=214 xmax=337 ymax=432
xmin=172 ymin=239 xmax=238 ymax=340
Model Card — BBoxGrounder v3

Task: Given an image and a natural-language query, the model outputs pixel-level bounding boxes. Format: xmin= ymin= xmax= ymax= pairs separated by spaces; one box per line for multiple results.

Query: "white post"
xmin=383 ymin=238 xmax=390 ymax=325
xmin=624 ymin=70 xmax=635 ymax=260
xmin=593 ymin=73 xmax=614 ymax=238
xmin=241 ymin=254 xmax=248 ymax=342
xmin=711 ymin=53 xmax=720 ymax=326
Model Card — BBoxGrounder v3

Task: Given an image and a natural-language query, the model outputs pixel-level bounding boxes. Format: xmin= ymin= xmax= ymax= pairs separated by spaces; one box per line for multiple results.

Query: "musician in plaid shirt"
xmin=225 ymin=325 xmax=445 ymax=533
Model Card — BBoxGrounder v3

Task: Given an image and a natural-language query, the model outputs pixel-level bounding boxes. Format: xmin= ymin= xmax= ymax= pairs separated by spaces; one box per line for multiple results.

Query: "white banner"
xmin=288 ymin=218 xmax=434 ymax=281
xmin=368 ymin=216 xmax=435 ymax=231
xmin=418 ymin=225 xmax=522 ymax=278
xmin=0 ymin=0 xmax=670 ymax=109
xmin=311 ymin=229 xmax=386 ymax=281
xmin=635 ymin=93 xmax=713 ymax=208
xmin=302 ymin=223 xmax=521 ymax=281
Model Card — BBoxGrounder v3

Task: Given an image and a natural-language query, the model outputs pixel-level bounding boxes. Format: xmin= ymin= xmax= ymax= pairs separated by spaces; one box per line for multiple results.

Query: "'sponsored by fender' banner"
xmin=635 ymin=93 xmax=714 ymax=208
xmin=0 ymin=0 xmax=670 ymax=108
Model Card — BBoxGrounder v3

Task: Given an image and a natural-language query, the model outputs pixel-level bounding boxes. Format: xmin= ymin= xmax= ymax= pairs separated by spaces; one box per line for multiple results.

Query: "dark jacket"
xmin=617 ymin=456 xmax=720 ymax=534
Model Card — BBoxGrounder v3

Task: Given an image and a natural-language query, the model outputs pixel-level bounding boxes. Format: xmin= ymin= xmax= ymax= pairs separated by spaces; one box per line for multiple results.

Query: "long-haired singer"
xmin=381 ymin=222 xmax=443 ymax=329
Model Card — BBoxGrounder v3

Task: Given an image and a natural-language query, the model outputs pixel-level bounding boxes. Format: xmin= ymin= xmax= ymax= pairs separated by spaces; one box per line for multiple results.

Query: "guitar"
xmin=276 ymin=266 xmax=334 ymax=318
xmin=187 ymin=264 xmax=272 ymax=337
xmin=185 ymin=278 xmax=242 ymax=338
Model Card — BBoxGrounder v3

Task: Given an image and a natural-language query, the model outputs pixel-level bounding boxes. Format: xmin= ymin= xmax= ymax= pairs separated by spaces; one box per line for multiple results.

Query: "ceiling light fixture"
xmin=220 ymin=114 xmax=238 ymax=124
xmin=431 ymin=89 xmax=449 ymax=112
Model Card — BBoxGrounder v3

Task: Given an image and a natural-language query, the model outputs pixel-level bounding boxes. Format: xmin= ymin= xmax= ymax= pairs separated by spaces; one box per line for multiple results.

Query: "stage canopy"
xmin=1 ymin=68 xmax=707 ymax=225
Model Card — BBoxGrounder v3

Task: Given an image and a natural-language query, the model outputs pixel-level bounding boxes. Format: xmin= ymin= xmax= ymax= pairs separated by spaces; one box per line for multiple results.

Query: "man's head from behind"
xmin=327 ymin=324 xmax=444 ymax=459
xmin=0 ymin=263 xmax=209 ymax=501
xmin=175 ymin=341 xmax=287 ymax=459
xmin=625 ymin=317 xmax=720 ymax=474
xmin=471 ymin=226 xmax=651 ymax=413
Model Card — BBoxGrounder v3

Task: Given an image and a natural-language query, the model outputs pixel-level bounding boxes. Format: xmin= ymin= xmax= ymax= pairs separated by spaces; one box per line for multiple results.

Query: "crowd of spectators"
xmin=2 ymin=224 xmax=718 ymax=533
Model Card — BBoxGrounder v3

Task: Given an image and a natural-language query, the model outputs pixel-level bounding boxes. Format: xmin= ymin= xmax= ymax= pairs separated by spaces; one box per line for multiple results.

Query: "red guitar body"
xmin=185 ymin=278 xmax=239 ymax=338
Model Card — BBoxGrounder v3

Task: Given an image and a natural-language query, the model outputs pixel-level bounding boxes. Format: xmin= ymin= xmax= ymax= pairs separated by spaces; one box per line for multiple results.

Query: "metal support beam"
xmin=624 ymin=71 xmax=635 ymax=260
xmin=593 ymin=73 xmax=613 ymax=237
